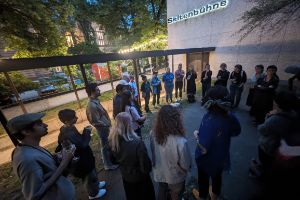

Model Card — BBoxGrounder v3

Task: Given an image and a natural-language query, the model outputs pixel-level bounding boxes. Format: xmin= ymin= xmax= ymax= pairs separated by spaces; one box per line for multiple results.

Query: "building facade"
xmin=167 ymin=0 xmax=300 ymax=80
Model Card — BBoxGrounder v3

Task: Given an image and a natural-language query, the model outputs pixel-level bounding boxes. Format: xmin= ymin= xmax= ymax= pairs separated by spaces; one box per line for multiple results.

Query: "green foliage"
xmin=238 ymin=0 xmax=300 ymax=40
xmin=0 ymin=72 xmax=40 ymax=95
xmin=131 ymin=34 xmax=167 ymax=51
xmin=68 ymin=42 xmax=101 ymax=55
xmin=0 ymin=0 xmax=74 ymax=57
xmin=94 ymin=0 xmax=167 ymax=48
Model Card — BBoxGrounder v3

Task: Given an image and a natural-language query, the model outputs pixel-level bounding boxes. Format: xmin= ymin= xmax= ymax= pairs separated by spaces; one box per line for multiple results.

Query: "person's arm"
xmin=194 ymin=71 xmax=197 ymax=79
xmin=242 ymin=71 xmax=247 ymax=84
xmin=197 ymin=117 xmax=216 ymax=154
xmin=87 ymin=103 xmax=108 ymax=127
xmin=141 ymin=83 xmax=145 ymax=92
xmin=17 ymin=148 xmax=75 ymax=200
xmin=131 ymin=107 xmax=146 ymax=121
xmin=137 ymin=141 xmax=152 ymax=174
xmin=61 ymin=128 xmax=91 ymax=148
xmin=177 ymin=140 xmax=192 ymax=172
xmin=208 ymin=71 xmax=212 ymax=79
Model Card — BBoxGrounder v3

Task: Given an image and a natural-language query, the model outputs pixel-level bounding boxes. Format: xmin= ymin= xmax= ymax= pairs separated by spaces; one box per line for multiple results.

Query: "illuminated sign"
xmin=168 ymin=0 xmax=229 ymax=24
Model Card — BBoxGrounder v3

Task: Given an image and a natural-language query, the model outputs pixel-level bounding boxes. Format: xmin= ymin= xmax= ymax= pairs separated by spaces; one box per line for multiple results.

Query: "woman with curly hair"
xmin=108 ymin=112 xmax=155 ymax=200
xmin=150 ymin=105 xmax=192 ymax=200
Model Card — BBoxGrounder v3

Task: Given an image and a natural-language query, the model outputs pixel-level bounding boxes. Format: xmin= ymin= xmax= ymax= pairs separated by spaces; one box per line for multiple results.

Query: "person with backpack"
xmin=57 ymin=109 xmax=106 ymax=199
xmin=229 ymin=64 xmax=247 ymax=108
xmin=121 ymin=90 xmax=146 ymax=138
xmin=175 ymin=63 xmax=185 ymax=101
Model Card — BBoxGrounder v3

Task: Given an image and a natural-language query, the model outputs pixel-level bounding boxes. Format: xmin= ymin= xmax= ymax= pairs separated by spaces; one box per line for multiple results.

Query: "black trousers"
xmin=175 ymin=81 xmax=183 ymax=99
xmin=153 ymin=93 xmax=160 ymax=106
xmin=144 ymin=94 xmax=150 ymax=112
xmin=197 ymin=168 xmax=222 ymax=198
xmin=158 ymin=181 xmax=185 ymax=200
xmin=123 ymin=175 xmax=155 ymax=200
xmin=202 ymin=83 xmax=211 ymax=97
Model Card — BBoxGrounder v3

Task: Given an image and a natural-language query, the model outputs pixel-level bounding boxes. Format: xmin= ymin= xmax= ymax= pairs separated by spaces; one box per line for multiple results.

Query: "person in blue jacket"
xmin=194 ymin=85 xmax=241 ymax=200
xmin=162 ymin=67 xmax=175 ymax=103
xmin=151 ymin=71 xmax=162 ymax=108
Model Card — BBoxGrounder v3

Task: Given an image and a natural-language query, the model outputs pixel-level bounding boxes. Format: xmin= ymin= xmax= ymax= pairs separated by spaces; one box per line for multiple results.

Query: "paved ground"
xmin=141 ymin=95 xmax=263 ymax=200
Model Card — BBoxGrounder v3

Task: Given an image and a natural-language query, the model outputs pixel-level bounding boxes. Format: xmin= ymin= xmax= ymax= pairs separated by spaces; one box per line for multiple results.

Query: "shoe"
xmin=104 ymin=164 xmax=119 ymax=170
xmin=99 ymin=181 xmax=106 ymax=189
xmin=89 ymin=189 xmax=106 ymax=199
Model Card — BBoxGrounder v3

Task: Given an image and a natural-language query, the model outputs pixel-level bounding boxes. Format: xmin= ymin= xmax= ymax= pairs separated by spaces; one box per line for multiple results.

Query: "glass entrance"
xmin=187 ymin=52 xmax=210 ymax=74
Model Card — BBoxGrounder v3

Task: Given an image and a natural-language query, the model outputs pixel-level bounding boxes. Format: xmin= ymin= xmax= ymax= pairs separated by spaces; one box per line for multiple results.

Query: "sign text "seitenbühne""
xmin=168 ymin=0 xmax=229 ymax=24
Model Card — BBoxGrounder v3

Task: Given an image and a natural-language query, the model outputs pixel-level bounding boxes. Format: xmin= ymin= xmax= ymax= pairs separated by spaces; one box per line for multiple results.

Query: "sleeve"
xmin=149 ymin=134 xmax=156 ymax=167
xmin=217 ymin=70 xmax=221 ymax=78
xmin=201 ymin=71 xmax=204 ymax=81
xmin=198 ymin=118 xmax=216 ymax=151
xmin=17 ymin=160 xmax=48 ymax=200
xmin=177 ymin=140 xmax=192 ymax=172
xmin=194 ymin=72 xmax=197 ymax=79
xmin=225 ymin=71 xmax=230 ymax=80
xmin=229 ymin=113 xmax=241 ymax=137
xmin=137 ymin=141 xmax=152 ymax=174
xmin=130 ymin=107 xmax=143 ymax=121
xmin=63 ymin=128 xmax=91 ymax=148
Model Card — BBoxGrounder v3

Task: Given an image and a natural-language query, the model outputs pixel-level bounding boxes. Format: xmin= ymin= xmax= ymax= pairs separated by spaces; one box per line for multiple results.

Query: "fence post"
xmin=67 ymin=66 xmax=82 ymax=109
xmin=133 ymin=59 xmax=141 ymax=107
xmin=0 ymin=109 xmax=19 ymax=146
xmin=3 ymin=72 xmax=27 ymax=114
xmin=107 ymin=62 xmax=115 ymax=96
xmin=79 ymin=64 xmax=89 ymax=88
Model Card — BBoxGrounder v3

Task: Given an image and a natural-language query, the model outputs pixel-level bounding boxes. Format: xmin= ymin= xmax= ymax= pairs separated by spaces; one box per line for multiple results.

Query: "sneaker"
xmin=89 ymin=189 xmax=106 ymax=199
xmin=104 ymin=164 xmax=119 ymax=170
xmin=99 ymin=181 xmax=106 ymax=189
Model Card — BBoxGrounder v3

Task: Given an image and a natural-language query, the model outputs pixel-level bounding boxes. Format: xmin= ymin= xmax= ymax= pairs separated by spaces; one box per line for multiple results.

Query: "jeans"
xmin=175 ymin=81 xmax=183 ymax=99
xmin=95 ymin=126 xmax=115 ymax=169
xmin=165 ymin=86 xmax=174 ymax=103
xmin=198 ymin=168 xmax=222 ymax=199
xmin=83 ymin=169 xmax=99 ymax=197
xmin=230 ymin=84 xmax=244 ymax=108
xmin=158 ymin=181 xmax=185 ymax=200
xmin=153 ymin=93 xmax=160 ymax=106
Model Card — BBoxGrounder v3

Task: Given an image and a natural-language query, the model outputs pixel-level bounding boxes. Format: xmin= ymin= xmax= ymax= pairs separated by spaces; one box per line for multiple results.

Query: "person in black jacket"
xmin=229 ymin=64 xmax=247 ymax=108
xmin=201 ymin=64 xmax=212 ymax=98
xmin=109 ymin=112 xmax=155 ymax=200
xmin=215 ymin=63 xmax=230 ymax=87
xmin=186 ymin=65 xmax=198 ymax=103
xmin=251 ymin=65 xmax=279 ymax=124
xmin=57 ymin=109 xmax=106 ymax=199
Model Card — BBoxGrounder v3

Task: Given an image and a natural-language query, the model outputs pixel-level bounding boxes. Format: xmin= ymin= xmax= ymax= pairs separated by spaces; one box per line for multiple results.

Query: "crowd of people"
xmin=7 ymin=62 xmax=300 ymax=200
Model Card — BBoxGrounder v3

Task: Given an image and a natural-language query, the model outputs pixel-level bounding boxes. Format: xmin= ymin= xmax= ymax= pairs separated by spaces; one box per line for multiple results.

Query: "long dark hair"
xmin=121 ymin=90 xmax=132 ymax=112
xmin=153 ymin=105 xmax=185 ymax=146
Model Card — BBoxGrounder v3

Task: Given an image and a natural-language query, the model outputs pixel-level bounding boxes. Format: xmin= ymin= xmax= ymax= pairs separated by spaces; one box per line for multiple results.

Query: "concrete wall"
xmin=167 ymin=0 xmax=300 ymax=79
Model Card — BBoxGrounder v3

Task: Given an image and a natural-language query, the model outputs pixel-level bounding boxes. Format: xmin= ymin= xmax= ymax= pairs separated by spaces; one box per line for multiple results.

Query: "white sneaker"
xmin=89 ymin=189 xmax=106 ymax=199
xmin=99 ymin=181 xmax=106 ymax=189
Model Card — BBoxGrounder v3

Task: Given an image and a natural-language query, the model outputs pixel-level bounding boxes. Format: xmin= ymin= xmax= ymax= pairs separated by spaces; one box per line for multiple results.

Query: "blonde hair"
xmin=108 ymin=112 xmax=139 ymax=152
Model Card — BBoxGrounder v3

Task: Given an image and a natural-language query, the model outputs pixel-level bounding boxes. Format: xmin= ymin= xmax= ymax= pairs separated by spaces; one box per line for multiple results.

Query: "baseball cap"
xmin=119 ymin=79 xmax=129 ymax=86
xmin=7 ymin=113 xmax=45 ymax=134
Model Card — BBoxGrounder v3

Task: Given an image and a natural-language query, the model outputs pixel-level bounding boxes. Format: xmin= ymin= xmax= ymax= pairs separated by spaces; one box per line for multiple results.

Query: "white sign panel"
xmin=168 ymin=0 xmax=229 ymax=24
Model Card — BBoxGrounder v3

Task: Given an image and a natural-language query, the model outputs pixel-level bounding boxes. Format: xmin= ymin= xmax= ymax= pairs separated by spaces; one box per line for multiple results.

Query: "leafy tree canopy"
xmin=0 ymin=0 xmax=74 ymax=57
xmin=238 ymin=0 xmax=300 ymax=40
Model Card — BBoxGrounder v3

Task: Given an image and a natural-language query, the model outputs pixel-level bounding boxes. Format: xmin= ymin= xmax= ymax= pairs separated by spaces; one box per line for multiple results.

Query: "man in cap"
xmin=8 ymin=113 xmax=75 ymax=200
